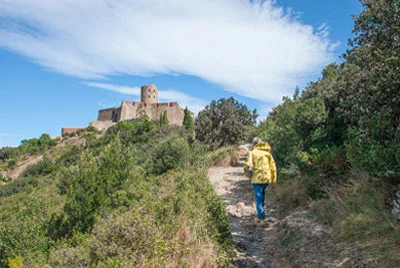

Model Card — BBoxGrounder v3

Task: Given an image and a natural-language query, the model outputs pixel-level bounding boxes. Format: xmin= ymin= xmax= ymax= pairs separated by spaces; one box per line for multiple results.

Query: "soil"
xmin=208 ymin=153 xmax=375 ymax=268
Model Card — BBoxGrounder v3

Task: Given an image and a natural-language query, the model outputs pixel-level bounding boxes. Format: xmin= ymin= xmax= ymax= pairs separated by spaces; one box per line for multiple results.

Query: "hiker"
xmin=244 ymin=137 xmax=277 ymax=225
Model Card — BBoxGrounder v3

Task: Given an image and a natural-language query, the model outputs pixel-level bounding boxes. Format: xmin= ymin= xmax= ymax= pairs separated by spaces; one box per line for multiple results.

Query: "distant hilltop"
xmin=62 ymin=84 xmax=191 ymax=136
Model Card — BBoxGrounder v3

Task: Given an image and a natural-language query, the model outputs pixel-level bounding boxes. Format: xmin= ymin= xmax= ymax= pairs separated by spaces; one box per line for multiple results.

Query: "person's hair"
xmin=252 ymin=137 xmax=262 ymax=146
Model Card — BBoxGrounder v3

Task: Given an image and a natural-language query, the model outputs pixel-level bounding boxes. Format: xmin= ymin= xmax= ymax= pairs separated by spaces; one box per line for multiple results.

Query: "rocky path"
xmin=208 ymin=165 xmax=285 ymax=267
xmin=208 ymin=159 xmax=370 ymax=267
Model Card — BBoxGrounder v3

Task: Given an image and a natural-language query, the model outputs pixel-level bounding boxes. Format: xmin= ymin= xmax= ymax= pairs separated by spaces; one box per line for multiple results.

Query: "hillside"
xmin=0 ymin=120 xmax=233 ymax=267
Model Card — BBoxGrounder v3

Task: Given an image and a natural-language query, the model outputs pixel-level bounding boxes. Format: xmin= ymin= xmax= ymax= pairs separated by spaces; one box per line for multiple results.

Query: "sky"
xmin=0 ymin=0 xmax=363 ymax=148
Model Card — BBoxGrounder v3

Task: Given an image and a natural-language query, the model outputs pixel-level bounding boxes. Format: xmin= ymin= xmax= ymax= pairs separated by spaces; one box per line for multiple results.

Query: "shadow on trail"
xmin=211 ymin=165 xmax=285 ymax=268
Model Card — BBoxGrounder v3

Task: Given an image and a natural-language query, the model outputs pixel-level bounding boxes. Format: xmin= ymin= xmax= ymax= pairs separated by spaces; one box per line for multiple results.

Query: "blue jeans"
xmin=252 ymin=184 xmax=268 ymax=219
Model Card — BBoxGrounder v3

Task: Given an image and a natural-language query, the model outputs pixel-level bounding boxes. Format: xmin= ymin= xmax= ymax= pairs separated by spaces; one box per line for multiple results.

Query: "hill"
xmin=0 ymin=119 xmax=233 ymax=267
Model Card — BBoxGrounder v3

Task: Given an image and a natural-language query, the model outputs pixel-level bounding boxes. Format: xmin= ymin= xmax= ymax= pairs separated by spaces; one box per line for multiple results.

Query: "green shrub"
xmin=50 ymin=169 xmax=233 ymax=267
xmin=7 ymin=159 xmax=16 ymax=168
xmin=21 ymin=158 xmax=57 ymax=178
xmin=54 ymin=136 xmax=137 ymax=236
xmin=150 ymin=136 xmax=190 ymax=175
xmin=106 ymin=118 xmax=154 ymax=145
xmin=55 ymin=145 xmax=81 ymax=167
xmin=62 ymin=132 xmax=73 ymax=138
xmin=19 ymin=133 xmax=57 ymax=155
xmin=0 ymin=176 xmax=38 ymax=197
xmin=0 ymin=147 xmax=18 ymax=162
xmin=0 ymin=192 xmax=61 ymax=267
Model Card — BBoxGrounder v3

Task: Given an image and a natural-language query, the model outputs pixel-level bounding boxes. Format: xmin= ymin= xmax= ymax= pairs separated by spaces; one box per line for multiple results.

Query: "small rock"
xmin=390 ymin=189 xmax=400 ymax=220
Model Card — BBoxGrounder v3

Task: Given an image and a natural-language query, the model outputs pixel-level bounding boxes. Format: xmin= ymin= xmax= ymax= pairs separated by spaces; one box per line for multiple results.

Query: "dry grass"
xmin=273 ymin=178 xmax=309 ymax=210
xmin=167 ymin=220 xmax=218 ymax=268
xmin=313 ymin=170 xmax=400 ymax=266
xmin=209 ymin=147 xmax=239 ymax=167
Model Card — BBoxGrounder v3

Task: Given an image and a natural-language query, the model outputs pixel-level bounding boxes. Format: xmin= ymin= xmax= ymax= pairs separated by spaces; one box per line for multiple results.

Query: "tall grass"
xmin=313 ymin=171 xmax=400 ymax=266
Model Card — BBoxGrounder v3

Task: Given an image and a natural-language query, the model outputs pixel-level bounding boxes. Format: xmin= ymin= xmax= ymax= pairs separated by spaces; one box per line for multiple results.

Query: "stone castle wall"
xmin=97 ymin=107 xmax=122 ymax=122
xmin=96 ymin=101 xmax=185 ymax=126
xmin=64 ymin=84 xmax=189 ymax=134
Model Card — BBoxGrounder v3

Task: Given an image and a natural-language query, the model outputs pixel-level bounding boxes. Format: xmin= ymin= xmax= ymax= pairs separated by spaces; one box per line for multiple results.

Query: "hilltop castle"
xmin=62 ymin=84 xmax=190 ymax=135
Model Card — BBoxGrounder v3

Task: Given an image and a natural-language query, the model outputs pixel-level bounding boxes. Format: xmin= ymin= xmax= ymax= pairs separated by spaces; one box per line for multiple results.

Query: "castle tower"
xmin=141 ymin=84 xmax=158 ymax=103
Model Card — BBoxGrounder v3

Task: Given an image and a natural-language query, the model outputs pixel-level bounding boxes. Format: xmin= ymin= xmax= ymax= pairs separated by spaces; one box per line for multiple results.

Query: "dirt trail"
xmin=208 ymin=158 xmax=370 ymax=267
xmin=1 ymin=154 xmax=43 ymax=181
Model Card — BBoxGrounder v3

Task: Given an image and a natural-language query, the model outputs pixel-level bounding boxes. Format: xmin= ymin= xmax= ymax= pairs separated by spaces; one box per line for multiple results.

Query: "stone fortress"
xmin=62 ymin=84 xmax=190 ymax=135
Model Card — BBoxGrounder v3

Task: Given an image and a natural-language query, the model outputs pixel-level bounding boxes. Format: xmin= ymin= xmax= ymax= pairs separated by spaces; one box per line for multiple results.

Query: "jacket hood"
xmin=254 ymin=142 xmax=271 ymax=152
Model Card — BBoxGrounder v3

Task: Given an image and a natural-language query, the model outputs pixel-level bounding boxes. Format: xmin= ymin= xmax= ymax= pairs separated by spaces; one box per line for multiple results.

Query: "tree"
xmin=159 ymin=111 xmax=169 ymax=127
xmin=182 ymin=107 xmax=194 ymax=132
xmin=195 ymin=97 xmax=258 ymax=148
xmin=343 ymin=0 xmax=400 ymax=179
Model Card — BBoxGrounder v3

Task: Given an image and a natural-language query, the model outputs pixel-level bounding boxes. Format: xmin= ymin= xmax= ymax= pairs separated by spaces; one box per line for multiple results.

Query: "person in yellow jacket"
xmin=244 ymin=137 xmax=277 ymax=224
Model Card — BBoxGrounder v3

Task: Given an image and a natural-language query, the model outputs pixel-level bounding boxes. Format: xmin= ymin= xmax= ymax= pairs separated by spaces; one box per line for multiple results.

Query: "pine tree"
xmin=160 ymin=111 xmax=169 ymax=127
xmin=163 ymin=111 xmax=169 ymax=126
xmin=182 ymin=107 xmax=194 ymax=132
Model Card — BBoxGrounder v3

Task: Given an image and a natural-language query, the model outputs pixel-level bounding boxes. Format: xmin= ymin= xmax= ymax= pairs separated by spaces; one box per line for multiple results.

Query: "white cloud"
xmin=86 ymin=82 xmax=207 ymax=114
xmin=0 ymin=0 xmax=335 ymax=102
xmin=87 ymin=82 xmax=141 ymax=96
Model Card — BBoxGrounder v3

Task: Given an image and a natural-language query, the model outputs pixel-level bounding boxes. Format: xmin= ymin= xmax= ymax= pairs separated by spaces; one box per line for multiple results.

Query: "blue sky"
xmin=0 ymin=0 xmax=362 ymax=148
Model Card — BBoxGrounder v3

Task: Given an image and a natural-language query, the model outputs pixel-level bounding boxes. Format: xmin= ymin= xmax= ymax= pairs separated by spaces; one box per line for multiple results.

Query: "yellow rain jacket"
xmin=244 ymin=142 xmax=277 ymax=184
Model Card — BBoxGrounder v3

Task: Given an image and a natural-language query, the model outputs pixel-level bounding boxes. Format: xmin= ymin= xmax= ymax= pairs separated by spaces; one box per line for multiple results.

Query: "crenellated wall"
xmin=63 ymin=85 xmax=190 ymax=134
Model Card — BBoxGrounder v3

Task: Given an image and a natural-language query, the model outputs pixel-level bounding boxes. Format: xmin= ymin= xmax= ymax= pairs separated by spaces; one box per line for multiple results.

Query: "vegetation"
xmin=159 ymin=111 xmax=169 ymax=127
xmin=0 ymin=134 xmax=57 ymax=165
xmin=182 ymin=106 xmax=194 ymax=132
xmin=0 ymin=118 xmax=233 ymax=267
xmin=209 ymin=147 xmax=239 ymax=167
xmin=251 ymin=0 xmax=399 ymax=265
xmin=195 ymin=97 xmax=258 ymax=148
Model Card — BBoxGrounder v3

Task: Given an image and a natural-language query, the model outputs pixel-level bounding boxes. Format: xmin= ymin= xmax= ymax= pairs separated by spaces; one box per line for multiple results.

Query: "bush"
xmin=21 ymin=158 xmax=57 ymax=178
xmin=55 ymin=146 xmax=81 ymax=167
xmin=50 ymin=169 xmax=233 ymax=267
xmin=106 ymin=118 xmax=154 ymax=145
xmin=19 ymin=134 xmax=57 ymax=155
xmin=209 ymin=147 xmax=239 ymax=167
xmin=150 ymin=136 xmax=190 ymax=175
xmin=54 ymin=136 xmax=137 ymax=236
xmin=0 ymin=147 xmax=18 ymax=162
xmin=0 ymin=193 xmax=60 ymax=267
xmin=0 ymin=177 xmax=39 ymax=197
xmin=7 ymin=159 xmax=16 ymax=168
